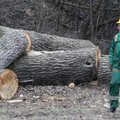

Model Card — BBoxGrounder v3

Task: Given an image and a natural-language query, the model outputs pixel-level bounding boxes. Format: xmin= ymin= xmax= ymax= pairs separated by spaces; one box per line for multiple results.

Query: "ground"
xmin=0 ymin=82 xmax=119 ymax=120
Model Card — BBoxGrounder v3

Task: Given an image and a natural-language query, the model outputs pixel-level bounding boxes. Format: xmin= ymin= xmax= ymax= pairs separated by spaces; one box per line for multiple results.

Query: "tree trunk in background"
xmin=98 ymin=55 xmax=111 ymax=85
xmin=9 ymin=48 xmax=99 ymax=85
xmin=0 ymin=30 xmax=30 ymax=69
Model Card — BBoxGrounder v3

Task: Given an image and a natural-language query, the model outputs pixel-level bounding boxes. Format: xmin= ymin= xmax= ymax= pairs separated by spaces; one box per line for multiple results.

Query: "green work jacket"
xmin=109 ymin=32 xmax=120 ymax=70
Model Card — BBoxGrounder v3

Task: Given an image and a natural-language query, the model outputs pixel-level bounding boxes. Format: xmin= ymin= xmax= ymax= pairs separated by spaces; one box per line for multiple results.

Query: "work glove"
xmin=109 ymin=64 xmax=112 ymax=71
xmin=118 ymin=61 xmax=120 ymax=66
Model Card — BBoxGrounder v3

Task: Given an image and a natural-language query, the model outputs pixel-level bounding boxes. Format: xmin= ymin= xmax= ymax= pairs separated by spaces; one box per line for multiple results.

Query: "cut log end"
xmin=24 ymin=32 xmax=32 ymax=51
xmin=0 ymin=69 xmax=18 ymax=99
xmin=96 ymin=46 xmax=101 ymax=70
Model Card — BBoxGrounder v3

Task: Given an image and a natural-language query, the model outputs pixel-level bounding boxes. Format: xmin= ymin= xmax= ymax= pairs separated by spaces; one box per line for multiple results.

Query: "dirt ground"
xmin=0 ymin=82 xmax=119 ymax=120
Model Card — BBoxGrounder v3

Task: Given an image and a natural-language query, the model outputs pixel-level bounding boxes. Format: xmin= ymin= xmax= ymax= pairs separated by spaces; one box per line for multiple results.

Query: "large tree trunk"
xmin=98 ymin=55 xmax=111 ymax=85
xmin=9 ymin=47 xmax=99 ymax=85
xmin=0 ymin=30 xmax=30 ymax=69
xmin=0 ymin=26 xmax=95 ymax=51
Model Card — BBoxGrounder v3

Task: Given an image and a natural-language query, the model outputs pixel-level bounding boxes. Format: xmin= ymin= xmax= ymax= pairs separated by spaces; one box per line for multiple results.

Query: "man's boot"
xmin=108 ymin=107 xmax=116 ymax=113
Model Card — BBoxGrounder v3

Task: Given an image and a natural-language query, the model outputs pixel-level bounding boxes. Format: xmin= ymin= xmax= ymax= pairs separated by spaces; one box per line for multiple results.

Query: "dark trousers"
xmin=109 ymin=71 xmax=120 ymax=108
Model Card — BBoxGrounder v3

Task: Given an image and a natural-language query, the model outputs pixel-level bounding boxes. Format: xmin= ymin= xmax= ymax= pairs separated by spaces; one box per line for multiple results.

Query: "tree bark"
xmin=0 ymin=26 xmax=95 ymax=51
xmin=9 ymin=48 xmax=99 ymax=85
xmin=0 ymin=30 xmax=30 ymax=69
xmin=29 ymin=31 xmax=96 ymax=51
xmin=97 ymin=55 xmax=111 ymax=85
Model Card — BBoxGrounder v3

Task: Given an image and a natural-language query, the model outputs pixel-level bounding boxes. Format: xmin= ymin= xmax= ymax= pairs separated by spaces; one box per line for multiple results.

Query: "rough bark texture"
xmin=9 ymin=48 xmax=97 ymax=85
xmin=98 ymin=55 xmax=111 ymax=85
xmin=0 ymin=26 xmax=95 ymax=51
xmin=28 ymin=31 xmax=95 ymax=51
xmin=0 ymin=30 xmax=29 ymax=69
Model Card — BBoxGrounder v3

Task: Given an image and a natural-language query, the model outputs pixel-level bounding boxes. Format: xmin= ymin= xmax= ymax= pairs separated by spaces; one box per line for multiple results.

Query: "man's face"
xmin=118 ymin=24 xmax=120 ymax=32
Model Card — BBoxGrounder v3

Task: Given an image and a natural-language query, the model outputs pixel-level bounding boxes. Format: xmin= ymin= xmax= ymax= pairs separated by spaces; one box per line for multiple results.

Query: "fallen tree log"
xmin=98 ymin=55 xmax=111 ymax=85
xmin=0 ymin=30 xmax=31 ymax=69
xmin=0 ymin=26 xmax=95 ymax=51
xmin=9 ymin=47 xmax=100 ymax=85
xmin=29 ymin=31 xmax=96 ymax=51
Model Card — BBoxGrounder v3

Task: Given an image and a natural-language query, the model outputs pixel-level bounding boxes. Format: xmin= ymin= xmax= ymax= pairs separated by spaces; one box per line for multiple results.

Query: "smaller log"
xmin=0 ymin=30 xmax=31 ymax=69
xmin=28 ymin=31 xmax=96 ymax=51
xmin=97 ymin=55 xmax=111 ymax=85
xmin=0 ymin=69 xmax=18 ymax=99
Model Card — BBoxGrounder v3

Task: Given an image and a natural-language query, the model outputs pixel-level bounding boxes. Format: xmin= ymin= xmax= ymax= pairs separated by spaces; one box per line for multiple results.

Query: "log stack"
xmin=0 ymin=25 xmax=111 ymax=99
xmin=0 ymin=26 xmax=100 ymax=85
xmin=0 ymin=27 xmax=32 ymax=99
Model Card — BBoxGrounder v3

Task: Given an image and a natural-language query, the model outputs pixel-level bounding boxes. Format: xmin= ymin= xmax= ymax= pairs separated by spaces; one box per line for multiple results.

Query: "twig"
xmin=60 ymin=0 xmax=120 ymax=11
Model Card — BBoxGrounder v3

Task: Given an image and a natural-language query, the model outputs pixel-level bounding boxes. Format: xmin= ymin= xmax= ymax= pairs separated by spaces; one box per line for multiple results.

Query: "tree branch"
xmin=60 ymin=0 xmax=120 ymax=11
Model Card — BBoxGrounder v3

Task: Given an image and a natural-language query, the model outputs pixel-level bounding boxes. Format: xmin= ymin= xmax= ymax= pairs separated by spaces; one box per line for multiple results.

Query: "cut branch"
xmin=98 ymin=17 xmax=120 ymax=28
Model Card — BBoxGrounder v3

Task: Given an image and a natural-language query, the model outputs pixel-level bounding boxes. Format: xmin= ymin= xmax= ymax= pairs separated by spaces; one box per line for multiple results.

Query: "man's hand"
xmin=109 ymin=64 xmax=112 ymax=71
xmin=118 ymin=61 xmax=120 ymax=66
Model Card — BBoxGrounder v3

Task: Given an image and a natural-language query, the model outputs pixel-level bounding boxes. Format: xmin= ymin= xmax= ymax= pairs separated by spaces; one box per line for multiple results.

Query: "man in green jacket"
xmin=109 ymin=19 xmax=120 ymax=113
